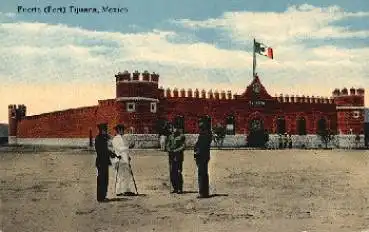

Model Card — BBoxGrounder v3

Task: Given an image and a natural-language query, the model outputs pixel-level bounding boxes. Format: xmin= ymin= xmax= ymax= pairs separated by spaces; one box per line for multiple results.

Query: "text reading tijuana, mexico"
xmin=17 ymin=6 xmax=128 ymax=14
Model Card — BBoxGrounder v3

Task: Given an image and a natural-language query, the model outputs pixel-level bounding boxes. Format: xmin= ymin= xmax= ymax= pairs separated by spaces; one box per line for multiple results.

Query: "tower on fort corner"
xmin=332 ymin=87 xmax=365 ymax=134
xmin=8 ymin=104 xmax=26 ymax=144
xmin=114 ymin=70 xmax=161 ymax=134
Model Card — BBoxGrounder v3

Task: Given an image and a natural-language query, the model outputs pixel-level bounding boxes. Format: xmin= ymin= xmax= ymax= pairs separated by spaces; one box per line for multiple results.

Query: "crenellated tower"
xmin=8 ymin=104 xmax=26 ymax=144
xmin=115 ymin=70 xmax=160 ymax=133
xmin=333 ymin=87 xmax=365 ymax=134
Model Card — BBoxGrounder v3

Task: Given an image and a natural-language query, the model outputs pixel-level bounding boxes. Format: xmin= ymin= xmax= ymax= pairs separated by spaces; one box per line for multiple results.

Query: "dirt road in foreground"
xmin=1 ymin=149 xmax=369 ymax=232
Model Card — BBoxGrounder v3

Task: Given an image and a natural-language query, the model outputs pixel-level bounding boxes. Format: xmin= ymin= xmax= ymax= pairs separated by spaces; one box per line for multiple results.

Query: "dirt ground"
xmin=1 ymin=148 xmax=369 ymax=232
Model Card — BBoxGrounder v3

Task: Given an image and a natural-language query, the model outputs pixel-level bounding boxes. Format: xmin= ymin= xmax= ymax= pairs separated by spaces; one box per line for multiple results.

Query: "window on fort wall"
xmin=127 ymin=102 xmax=136 ymax=112
xmin=225 ymin=115 xmax=235 ymax=135
xmin=150 ymin=102 xmax=157 ymax=113
xmin=297 ymin=117 xmax=307 ymax=135
xmin=317 ymin=118 xmax=327 ymax=132
xmin=276 ymin=117 xmax=286 ymax=134
xmin=129 ymin=127 xmax=135 ymax=134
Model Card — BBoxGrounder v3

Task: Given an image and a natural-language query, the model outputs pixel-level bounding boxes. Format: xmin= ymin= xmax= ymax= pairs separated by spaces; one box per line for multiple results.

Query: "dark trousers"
xmin=196 ymin=159 xmax=209 ymax=197
xmin=96 ymin=165 xmax=109 ymax=201
xmin=169 ymin=153 xmax=183 ymax=192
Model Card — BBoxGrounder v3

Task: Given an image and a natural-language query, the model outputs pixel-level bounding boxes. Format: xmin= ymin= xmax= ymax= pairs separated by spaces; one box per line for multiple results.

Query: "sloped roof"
xmin=239 ymin=75 xmax=273 ymax=100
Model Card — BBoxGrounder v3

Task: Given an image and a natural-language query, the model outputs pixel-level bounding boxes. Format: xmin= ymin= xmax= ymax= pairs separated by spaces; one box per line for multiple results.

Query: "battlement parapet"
xmin=165 ymin=88 xmax=171 ymax=98
xmin=290 ymin=94 xmax=296 ymax=103
xmin=158 ymin=87 xmax=165 ymax=98
xmin=24 ymin=106 xmax=97 ymax=120
xmin=162 ymin=88 xmax=233 ymax=99
xmin=8 ymin=104 xmax=27 ymax=119
xmin=350 ymin=87 xmax=356 ymax=95
xmin=186 ymin=89 xmax=192 ymax=98
xmin=332 ymin=87 xmax=365 ymax=97
xmin=180 ymin=88 xmax=186 ymax=98
xmin=227 ymin=91 xmax=232 ymax=100
xmin=208 ymin=90 xmax=214 ymax=99
xmin=220 ymin=90 xmax=226 ymax=100
xmin=304 ymin=96 xmax=309 ymax=103
xmin=201 ymin=89 xmax=206 ymax=98
xmin=194 ymin=89 xmax=200 ymax=98
xmin=214 ymin=90 xmax=220 ymax=99
xmin=357 ymin=88 xmax=365 ymax=95
xmin=332 ymin=88 xmax=340 ymax=97
xmin=98 ymin=99 xmax=116 ymax=106
xmin=274 ymin=94 xmax=333 ymax=104
xmin=115 ymin=70 xmax=160 ymax=83
xmin=173 ymin=88 xmax=179 ymax=98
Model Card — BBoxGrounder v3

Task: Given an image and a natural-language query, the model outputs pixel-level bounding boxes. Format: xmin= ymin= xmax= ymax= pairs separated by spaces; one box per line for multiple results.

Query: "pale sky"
xmin=1 ymin=0 xmax=369 ymax=123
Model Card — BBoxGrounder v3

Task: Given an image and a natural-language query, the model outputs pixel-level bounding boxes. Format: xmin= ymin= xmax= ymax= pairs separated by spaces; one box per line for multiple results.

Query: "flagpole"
xmin=253 ymin=38 xmax=256 ymax=78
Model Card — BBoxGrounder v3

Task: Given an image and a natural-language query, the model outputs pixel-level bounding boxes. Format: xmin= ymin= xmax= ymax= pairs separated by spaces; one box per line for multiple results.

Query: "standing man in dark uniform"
xmin=166 ymin=124 xmax=186 ymax=194
xmin=194 ymin=119 xmax=213 ymax=198
xmin=94 ymin=123 xmax=120 ymax=202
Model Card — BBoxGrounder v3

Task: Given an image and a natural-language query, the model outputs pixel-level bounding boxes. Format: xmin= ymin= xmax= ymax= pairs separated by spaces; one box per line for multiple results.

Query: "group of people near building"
xmin=94 ymin=119 xmax=213 ymax=202
xmin=278 ymin=133 xmax=293 ymax=149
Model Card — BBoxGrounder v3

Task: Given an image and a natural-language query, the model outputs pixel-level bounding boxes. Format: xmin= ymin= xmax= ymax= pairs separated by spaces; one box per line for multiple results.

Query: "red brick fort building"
xmin=8 ymin=70 xmax=365 ymax=146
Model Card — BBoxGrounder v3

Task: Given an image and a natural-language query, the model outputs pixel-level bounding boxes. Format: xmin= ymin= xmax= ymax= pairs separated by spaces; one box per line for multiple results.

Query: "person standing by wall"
xmin=162 ymin=122 xmax=172 ymax=152
xmin=288 ymin=133 xmax=293 ymax=149
xmin=159 ymin=122 xmax=167 ymax=151
xmin=194 ymin=120 xmax=213 ymax=198
xmin=278 ymin=134 xmax=283 ymax=149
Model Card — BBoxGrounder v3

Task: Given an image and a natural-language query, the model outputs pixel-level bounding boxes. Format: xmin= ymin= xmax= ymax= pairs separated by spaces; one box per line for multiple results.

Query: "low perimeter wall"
xmin=9 ymin=134 xmax=366 ymax=149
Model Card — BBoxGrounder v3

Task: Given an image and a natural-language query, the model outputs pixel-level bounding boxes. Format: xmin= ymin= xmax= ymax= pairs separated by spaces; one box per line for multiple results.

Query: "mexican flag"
xmin=254 ymin=41 xmax=273 ymax=59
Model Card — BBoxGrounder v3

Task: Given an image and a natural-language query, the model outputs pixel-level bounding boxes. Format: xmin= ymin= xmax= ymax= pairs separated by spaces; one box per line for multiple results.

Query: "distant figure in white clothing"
xmin=111 ymin=124 xmax=136 ymax=196
xmin=159 ymin=122 xmax=171 ymax=151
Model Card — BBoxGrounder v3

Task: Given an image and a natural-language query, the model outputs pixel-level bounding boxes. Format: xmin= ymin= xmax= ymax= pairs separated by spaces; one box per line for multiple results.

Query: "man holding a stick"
xmin=111 ymin=124 xmax=137 ymax=196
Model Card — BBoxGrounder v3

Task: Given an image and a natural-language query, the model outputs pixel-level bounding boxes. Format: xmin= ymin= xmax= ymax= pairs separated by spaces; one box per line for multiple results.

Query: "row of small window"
xmin=126 ymin=102 xmax=157 ymax=113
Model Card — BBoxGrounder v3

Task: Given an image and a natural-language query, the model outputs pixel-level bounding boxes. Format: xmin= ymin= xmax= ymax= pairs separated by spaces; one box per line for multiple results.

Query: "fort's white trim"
xmin=8 ymin=136 xmax=17 ymax=145
xmin=336 ymin=106 xmax=365 ymax=110
xmin=116 ymin=97 xmax=159 ymax=102
xmin=13 ymin=134 xmax=365 ymax=149
xmin=16 ymin=138 xmax=91 ymax=147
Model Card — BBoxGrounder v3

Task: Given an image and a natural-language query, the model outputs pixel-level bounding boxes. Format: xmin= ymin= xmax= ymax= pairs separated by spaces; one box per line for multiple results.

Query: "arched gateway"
xmin=249 ymin=118 xmax=264 ymax=132
xmin=247 ymin=118 xmax=266 ymax=147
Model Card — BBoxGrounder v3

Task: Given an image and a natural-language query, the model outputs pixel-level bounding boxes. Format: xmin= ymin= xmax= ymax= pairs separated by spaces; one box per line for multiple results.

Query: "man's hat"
xmin=114 ymin=124 xmax=125 ymax=130
xmin=97 ymin=123 xmax=107 ymax=130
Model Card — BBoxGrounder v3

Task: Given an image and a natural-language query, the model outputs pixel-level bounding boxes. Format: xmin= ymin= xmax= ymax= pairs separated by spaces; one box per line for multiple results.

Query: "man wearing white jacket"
xmin=111 ymin=124 xmax=136 ymax=196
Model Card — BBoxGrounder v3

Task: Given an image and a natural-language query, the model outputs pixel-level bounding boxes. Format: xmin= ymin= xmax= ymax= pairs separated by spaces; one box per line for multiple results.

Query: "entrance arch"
xmin=276 ymin=116 xmax=286 ymax=134
xmin=317 ymin=117 xmax=327 ymax=133
xmin=225 ymin=115 xmax=235 ymax=135
xmin=249 ymin=118 xmax=264 ymax=132
xmin=247 ymin=118 xmax=266 ymax=147
xmin=297 ymin=117 xmax=307 ymax=135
